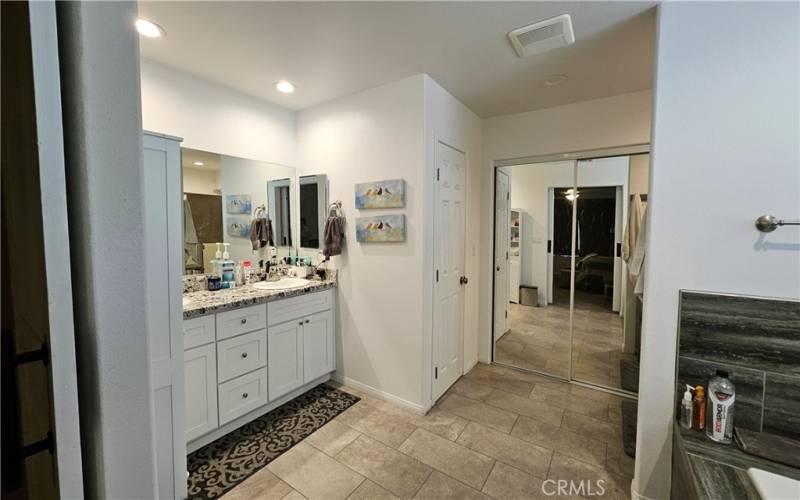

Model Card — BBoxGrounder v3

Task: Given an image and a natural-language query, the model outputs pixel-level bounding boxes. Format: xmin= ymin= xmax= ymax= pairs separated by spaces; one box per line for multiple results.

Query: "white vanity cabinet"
xmin=183 ymin=288 xmax=335 ymax=450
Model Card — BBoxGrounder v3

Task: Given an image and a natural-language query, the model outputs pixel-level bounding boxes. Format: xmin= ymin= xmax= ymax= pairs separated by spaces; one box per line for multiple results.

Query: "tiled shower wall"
xmin=676 ymin=291 xmax=800 ymax=440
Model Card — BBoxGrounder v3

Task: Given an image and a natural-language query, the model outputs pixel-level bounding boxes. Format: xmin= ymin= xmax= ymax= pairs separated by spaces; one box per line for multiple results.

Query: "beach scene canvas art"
xmin=226 ymin=194 xmax=252 ymax=214
xmin=226 ymin=216 xmax=251 ymax=238
xmin=355 ymin=214 xmax=405 ymax=242
xmin=355 ymin=179 xmax=405 ymax=209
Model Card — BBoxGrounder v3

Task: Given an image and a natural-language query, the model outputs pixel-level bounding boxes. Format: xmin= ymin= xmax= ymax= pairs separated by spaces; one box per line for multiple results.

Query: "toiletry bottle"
xmin=693 ymin=385 xmax=706 ymax=431
xmin=243 ymin=260 xmax=252 ymax=285
xmin=234 ymin=261 xmax=243 ymax=286
xmin=680 ymin=385 xmax=694 ymax=429
xmin=706 ymin=370 xmax=735 ymax=443
xmin=212 ymin=242 xmax=223 ymax=277
xmin=221 ymin=243 xmax=235 ymax=289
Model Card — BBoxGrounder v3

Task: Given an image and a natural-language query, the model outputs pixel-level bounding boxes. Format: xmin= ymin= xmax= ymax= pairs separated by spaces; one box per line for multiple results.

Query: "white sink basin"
xmin=252 ymin=278 xmax=310 ymax=291
xmin=748 ymin=468 xmax=800 ymax=500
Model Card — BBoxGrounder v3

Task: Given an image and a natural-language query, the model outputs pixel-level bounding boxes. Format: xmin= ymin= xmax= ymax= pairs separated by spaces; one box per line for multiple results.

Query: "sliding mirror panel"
xmin=493 ymin=161 xmax=575 ymax=379
xmin=570 ymin=156 xmax=645 ymax=394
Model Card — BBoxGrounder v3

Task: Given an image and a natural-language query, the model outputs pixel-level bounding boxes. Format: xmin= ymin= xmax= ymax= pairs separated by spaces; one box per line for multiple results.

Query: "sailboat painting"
xmin=355 ymin=215 xmax=406 ymax=242
xmin=355 ymin=179 xmax=405 ymax=209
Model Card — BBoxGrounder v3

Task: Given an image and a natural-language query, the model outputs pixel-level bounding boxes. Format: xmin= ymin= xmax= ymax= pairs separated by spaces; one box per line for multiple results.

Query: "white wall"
xmin=183 ymin=167 xmax=220 ymax=195
xmin=140 ymin=59 xmax=296 ymax=166
xmin=422 ymin=75 xmax=483 ymax=407
xmin=58 ymin=2 xmax=157 ymax=497
xmin=297 ymin=76 xmax=427 ymax=409
xmin=628 ymin=154 xmax=649 ymax=195
xmin=633 ymin=3 xmax=800 ymax=499
xmin=480 ymin=91 xmax=652 ymax=362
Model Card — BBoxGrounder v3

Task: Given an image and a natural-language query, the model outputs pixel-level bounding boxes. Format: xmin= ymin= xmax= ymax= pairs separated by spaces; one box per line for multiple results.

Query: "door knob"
xmin=241 ymin=352 xmax=248 ymax=359
xmin=240 ymin=318 xmax=247 ymax=324
xmin=242 ymin=392 xmax=248 ymax=399
xmin=496 ymin=266 xmax=500 ymax=271
xmin=460 ymin=276 xmax=469 ymax=285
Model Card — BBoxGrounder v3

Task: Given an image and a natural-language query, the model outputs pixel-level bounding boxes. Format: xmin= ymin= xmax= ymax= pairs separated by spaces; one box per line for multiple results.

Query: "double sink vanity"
xmin=181 ymin=274 xmax=337 ymax=452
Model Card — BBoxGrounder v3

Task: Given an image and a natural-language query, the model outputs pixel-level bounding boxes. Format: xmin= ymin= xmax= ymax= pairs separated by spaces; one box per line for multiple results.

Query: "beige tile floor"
xmin=222 ymin=364 xmax=633 ymax=500
xmin=496 ymin=290 xmax=636 ymax=391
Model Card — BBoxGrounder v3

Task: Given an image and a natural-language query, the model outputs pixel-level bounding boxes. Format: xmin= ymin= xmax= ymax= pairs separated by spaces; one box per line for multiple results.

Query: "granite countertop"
xmin=182 ymin=278 xmax=336 ymax=319
xmin=674 ymin=423 xmax=800 ymax=499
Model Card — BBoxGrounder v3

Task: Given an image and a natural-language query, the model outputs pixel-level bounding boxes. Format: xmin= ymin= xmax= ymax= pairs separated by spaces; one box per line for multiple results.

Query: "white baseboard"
xmin=331 ymin=373 xmax=426 ymax=415
xmin=465 ymin=358 xmax=478 ymax=373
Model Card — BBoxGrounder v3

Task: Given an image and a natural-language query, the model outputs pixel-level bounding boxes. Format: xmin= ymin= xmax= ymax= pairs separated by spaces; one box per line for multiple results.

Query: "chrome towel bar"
xmin=755 ymin=215 xmax=800 ymax=233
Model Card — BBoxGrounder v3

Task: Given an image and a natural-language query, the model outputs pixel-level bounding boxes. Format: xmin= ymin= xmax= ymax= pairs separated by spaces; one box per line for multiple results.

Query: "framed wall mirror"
xmin=267 ymin=178 xmax=293 ymax=248
xmin=181 ymin=147 xmax=296 ymax=274
xmin=299 ymin=174 xmax=328 ymax=250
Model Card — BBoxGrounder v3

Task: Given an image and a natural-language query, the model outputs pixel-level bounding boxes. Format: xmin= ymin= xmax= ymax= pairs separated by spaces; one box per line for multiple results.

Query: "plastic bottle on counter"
xmin=243 ymin=260 xmax=252 ymax=285
xmin=693 ymin=385 xmax=706 ymax=431
xmin=706 ymin=371 xmax=735 ymax=443
xmin=680 ymin=385 xmax=694 ymax=429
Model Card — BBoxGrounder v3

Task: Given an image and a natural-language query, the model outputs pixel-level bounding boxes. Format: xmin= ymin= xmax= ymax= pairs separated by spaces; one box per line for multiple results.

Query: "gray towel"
xmin=323 ymin=216 xmax=345 ymax=258
xmin=250 ymin=217 xmax=274 ymax=251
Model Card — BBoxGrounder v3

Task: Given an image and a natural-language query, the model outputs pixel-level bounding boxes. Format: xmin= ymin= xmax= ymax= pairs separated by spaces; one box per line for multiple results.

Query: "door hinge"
xmin=505 ymin=310 xmax=508 ymax=318
xmin=506 ymin=251 xmax=509 ymax=260
xmin=616 ymin=242 xmax=622 ymax=258
xmin=436 ymin=168 xmax=440 ymax=181
xmin=547 ymin=240 xmax=552 ymax=253
xmin=507 ymin=192 xmax=510 ymax=200
xmin=434 ymin=367 xmax=438 ymax=379
xmin=436 ymin=269 xmax=439 ymax=282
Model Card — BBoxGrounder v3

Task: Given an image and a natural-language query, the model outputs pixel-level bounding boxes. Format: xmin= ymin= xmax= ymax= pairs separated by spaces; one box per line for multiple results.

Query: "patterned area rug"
xmin=187 ymin=384 xmax=360 ymax=499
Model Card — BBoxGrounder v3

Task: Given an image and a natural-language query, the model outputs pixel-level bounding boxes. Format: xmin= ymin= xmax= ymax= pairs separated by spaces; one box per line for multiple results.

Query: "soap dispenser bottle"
xmin=211 ymin=242 xmax=223 ymax=277
xmin=221 ymin=243 xmax=235 ymax=289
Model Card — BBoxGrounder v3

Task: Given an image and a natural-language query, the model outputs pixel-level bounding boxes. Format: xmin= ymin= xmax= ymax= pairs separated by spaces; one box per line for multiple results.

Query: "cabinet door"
xmin=267 ymin=320 xmax=304 ymax=401
xmin=302 ymin=310 xmax=335 ymax=383
xmin=184 ymin=344 xmax=218 ymax=442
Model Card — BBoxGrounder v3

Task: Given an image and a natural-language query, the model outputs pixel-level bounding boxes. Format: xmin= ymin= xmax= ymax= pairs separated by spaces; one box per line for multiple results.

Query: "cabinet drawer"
xmin=268 ymin=289 xmax=333 ymax=326
xmin=216 ymin=303 xmax=267 ymax=340
xmin=218 ymin=368 xmax=268 ymax=425
xmin=217 ymin=329 xmax=267 ymax=383
xmin=183 ymin=314 xmax=215 ymax=350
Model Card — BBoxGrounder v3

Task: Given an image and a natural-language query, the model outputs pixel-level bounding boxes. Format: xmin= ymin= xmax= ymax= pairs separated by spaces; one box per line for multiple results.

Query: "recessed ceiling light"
xmin=275 ymin=80 xmax=295 ymax=94
xmin=192 ymin=161 xmax=204 ymax=166
xmin=135 ymin=18 xmax=165 ymax=38
xmin=544 ymin=74 xmax=568 ymax=87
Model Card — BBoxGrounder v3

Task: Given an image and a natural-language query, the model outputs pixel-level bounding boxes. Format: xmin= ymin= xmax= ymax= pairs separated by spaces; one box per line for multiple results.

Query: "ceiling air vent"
xmin=508 ymin=14 xmax=575 ymax=58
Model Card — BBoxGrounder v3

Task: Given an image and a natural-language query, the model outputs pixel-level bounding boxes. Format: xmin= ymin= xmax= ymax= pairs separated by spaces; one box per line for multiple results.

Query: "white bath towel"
xmin=628 ymin=205 xmax=648 ymax=296
xmin=622 ymin=194 xmax=644 ymax=262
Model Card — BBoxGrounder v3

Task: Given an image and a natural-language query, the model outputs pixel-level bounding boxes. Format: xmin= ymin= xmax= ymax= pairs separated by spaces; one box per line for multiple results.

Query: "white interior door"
xmin=547 ymin=187 xmax=555 ymax=305
xmin=143 ymin=133 xmax=186 ymax=499
xmin=493 ymin=169 xmax=510 ymax=341
xmin=612 ymin=186 xmax=623 ymax=312
xmin=432 ymin=141 xmax=467 ymax=401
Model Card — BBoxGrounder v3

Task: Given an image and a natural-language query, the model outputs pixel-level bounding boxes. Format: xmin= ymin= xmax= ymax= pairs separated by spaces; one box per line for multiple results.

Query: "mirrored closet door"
xmin=492 ymin=153 xmax=649 ymax=395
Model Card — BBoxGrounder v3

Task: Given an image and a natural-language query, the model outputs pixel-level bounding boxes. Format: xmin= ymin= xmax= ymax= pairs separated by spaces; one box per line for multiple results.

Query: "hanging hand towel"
xmin=323 ymin=216 xmax=345 ymax=258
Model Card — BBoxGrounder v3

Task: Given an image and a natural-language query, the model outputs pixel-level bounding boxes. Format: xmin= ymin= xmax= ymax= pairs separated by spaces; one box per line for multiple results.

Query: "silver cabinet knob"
xmin=298 ymin=321 xmax=303 ymax=326
xmin=241 ymin=352 xmax=248 ymax=358
xmin=305 ymin=319 xmax=310 ymax=324
xmin=240 ymin=318 xmax=247 ymax=324
xmin=242 ymin=392 xmax=248 ymax=399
